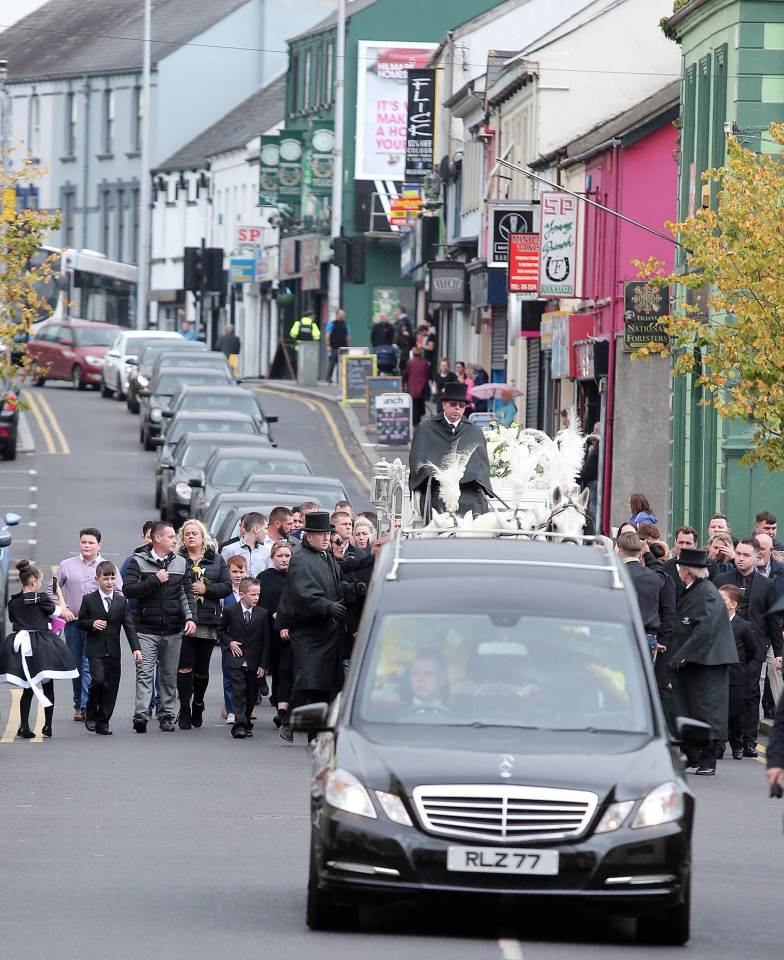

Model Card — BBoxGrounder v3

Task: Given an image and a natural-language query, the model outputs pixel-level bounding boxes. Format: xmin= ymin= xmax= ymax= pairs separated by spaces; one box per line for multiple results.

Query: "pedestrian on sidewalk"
xmin=0 ymin=559 xmax=78 ymax=739
xmin=58 ymin=528 xmax=122 ymax=722
xmin=123 ymin=522 xmax=197 ymax=733
xmin=175 ymin=520 xmax=230 ymax=730
xmin=220 ymin=578 xmax=270 ymax=739
xmin=325 ymin=308 xmax=350 ymax=384
xmin=371 ymin=313 xmax=396 ymax=374
xmin=181 ymin=320 xmax=197 ymax=341
xmin=395 ymin=320 xmax=414 ymax=372
xmin=217 ymin=323 xmax=241 ymax=375
xmin=77 ymin=561 xmax=141 ymax=736
xmin=402 ymin=347 xmax=431 ymax=427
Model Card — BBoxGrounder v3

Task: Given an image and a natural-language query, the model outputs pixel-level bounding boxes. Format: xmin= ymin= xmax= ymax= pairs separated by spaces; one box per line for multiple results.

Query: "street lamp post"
xmin=327 ymin=0 xmax=346 ymax=317
xmin=136 ymin=0 xmax=152 ymax=329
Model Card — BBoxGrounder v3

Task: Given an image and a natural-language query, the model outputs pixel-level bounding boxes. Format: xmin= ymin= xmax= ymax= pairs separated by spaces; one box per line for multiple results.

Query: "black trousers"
xmin=412 ymin=394 xmax=426 ymax=426
xmin=728 ymin=683 xmax=745 ymax=750
xmin=228 ymin=661 xmax=258 ymax=730
xmin=86 ymin=656 xmax=121 ymax=724
xmin=272 ymin=641 xmax=293 ymax=706
xmin=743 ymin=658 xmax=763 ymax=746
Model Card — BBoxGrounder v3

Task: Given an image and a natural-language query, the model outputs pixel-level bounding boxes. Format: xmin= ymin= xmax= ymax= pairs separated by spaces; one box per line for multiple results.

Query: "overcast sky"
xmin=0 ymin=0 xmax=49 ymax=31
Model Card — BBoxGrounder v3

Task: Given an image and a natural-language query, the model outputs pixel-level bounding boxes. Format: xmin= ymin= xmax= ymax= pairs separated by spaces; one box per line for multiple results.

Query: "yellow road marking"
xmin=36 ymin=392 xmax=70 ymax=455
xmin=25 ymin=391 xmax=56 ymax=454
xmin=256 ymin=386 xmax=368 ymax=489
xmin=1 ymin=688 xmax=22 ymax=742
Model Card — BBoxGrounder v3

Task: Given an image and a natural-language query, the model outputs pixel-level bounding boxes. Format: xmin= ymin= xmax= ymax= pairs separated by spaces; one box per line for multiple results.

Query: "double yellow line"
xmin=0 ymin=688 xmax=45 ymax=743
xmin=25 ymin=390 xmax=70 ymax=455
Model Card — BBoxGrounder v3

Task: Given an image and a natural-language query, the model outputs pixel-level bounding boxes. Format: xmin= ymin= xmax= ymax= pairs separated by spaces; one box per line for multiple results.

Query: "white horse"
xmin=537 ymin=486 xmax=592 ymax=542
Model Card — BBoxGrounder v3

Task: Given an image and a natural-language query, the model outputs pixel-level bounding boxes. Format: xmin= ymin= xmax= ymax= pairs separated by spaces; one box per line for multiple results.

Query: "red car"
xmin=28 ymin=319 xmax=120 ymax=390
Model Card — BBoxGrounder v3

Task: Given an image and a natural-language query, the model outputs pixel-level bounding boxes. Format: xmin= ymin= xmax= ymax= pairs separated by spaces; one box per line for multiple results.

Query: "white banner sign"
xmin=539 ymin=192 xmax=578 ymax=297
xmin=355 ymin=40 xmax=437 ymax=181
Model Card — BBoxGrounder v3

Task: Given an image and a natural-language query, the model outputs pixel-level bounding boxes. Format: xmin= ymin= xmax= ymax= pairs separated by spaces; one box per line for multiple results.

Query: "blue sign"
xmin=229 ymin=258 xmax=255 ymax=284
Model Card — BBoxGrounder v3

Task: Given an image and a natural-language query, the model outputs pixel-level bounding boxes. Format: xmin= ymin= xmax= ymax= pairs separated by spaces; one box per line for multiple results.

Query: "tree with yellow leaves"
xmin=0 ymin=153 xmax=61 ymax=401
xmin=636 ymin=123 xmax=784 ymax=470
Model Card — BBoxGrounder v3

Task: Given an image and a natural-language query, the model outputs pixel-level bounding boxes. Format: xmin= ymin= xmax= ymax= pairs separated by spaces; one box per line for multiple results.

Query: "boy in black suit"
xmin=77 ymin=561 xmax=141 ymax=735
xmin=719 ymin=585 xmax=760 ymax=760
xmin=221 ymin=578 xmax=270 ymax=739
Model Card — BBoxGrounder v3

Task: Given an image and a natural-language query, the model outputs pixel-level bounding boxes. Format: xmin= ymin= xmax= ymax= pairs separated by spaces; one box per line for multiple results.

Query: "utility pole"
xmin=327 ymin=0 xmax=346 ymax=317
xmin=136 ymin=0 xmax=152 ymax=329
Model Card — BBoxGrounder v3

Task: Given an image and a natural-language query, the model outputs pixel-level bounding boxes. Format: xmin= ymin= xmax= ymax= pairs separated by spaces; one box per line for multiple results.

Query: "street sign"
xmin=623 ymin=281 xmax=670 ymax=352
xmin=539 ymin=192 xmax=578 ymax=297
xmin=488 ymin=202 xmax=538 ymax=267
xmin=376 ymin=392 xmax=412 ymax=445
xmin=229 ymin=257 xmax=255 ymax=284
xmin=404 ymin=69 xmax=436 ymax=180
xmin=507 ymin=233 xmax=540 ymax=296
xmin=235 ymin=225 xmax=263 ymax=248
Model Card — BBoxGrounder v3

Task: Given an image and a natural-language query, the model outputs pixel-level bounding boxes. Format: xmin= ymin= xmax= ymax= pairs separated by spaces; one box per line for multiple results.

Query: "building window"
xmin=325 ymin=41 xmax=334 ymax=103
xmin=103 ymin=89 xmax=115 ymax=154
xmin=65 ymin=91 xmax=77 ymax=156
xmin=132 ymin=85 xmax=143 ymax=152
xmin=62 ymin=190 xmax=76 ymax=248
xmin=29 ymin=93 xmax=40 ymax=156
xmin=100 ymin=189 xmax=112 ymax=255
xmin=313 ymin=46 xmax=321 ymax=106
xmin=116 ymin=189 xmax=125 ymax=261
xmin=131 ymin=187 xmax=140 ymax=264
xmin=289 ymin=53 xmax=299 ymax=114
xmin=304 ymin=50 xmax=312 ymax=109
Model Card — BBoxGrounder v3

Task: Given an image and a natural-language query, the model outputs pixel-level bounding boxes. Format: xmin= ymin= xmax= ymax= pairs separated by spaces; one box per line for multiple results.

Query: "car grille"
xmin=412 ymin=785 xmax=598 ymax=843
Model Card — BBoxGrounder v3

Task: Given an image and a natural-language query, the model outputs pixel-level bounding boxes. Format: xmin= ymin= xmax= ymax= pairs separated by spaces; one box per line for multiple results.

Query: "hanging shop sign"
xmin=623 ymin=280 xmax=670 ymax=352
xmin=404 ymin=69 xmax=436 ymax=180
xmin=488 ymin=201 xmax=538 ymax=267
xmin=277 ymin=131 xmax=304 ymax=200
xmin=507 ymin=233 xmax=540 ymax=296
xmin=355 ymin=41 xmax=437 ymax=181
xmin=259 ymin=136 xmax=279 ymax=206
xmin=389 ymin=183 xmax=423 ymax=228
xmin=308 ymin=124 xmax=335 ymax=195
xmin=428 ymin=261 xmax=467 ymax=305
xmin=539 ymin=191 xmax=578 ymax=297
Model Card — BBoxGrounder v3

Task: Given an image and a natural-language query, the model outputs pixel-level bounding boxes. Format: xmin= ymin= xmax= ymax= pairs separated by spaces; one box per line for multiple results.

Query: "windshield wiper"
xmin=547 ymin=727 xmax=648 ymax=735
xmin=448 ymin=722 xmax=542 ymax=731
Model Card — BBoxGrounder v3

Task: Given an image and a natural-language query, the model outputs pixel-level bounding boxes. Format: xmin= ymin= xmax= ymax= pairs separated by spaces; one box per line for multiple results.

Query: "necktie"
xmin=244 ymin=609 xmax=251 ymax=624
xmin=104 ymin=595 xmax=111 ymax=613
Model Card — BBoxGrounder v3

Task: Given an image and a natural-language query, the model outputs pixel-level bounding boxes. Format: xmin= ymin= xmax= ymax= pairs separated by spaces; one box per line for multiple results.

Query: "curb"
xmin=17 ymin=411 xmax=35 ymax=454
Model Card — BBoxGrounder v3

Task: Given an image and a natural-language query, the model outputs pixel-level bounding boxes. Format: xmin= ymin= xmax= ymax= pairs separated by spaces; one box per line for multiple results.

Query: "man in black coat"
xmin=409 ymin=381 xmax=493 ymax=521
xmin=220 ymin=578 xmax=270 ymax=739
xmin=714 ymin=537 xmax=781 ymax=756
xmin=277 ymin=511 xmax=346 ymax=721
xmin=617 ymin=532 xmax=670 ymax=655
xmin=718 ymin=585 xmax=760 ymax=759
xmin=77 ymin=561 xmax=141 ymax=735
xmin=670 ymin=548 xmax=738 ymax=775
xmin=663 ymin=526 xmax=698 ymax=596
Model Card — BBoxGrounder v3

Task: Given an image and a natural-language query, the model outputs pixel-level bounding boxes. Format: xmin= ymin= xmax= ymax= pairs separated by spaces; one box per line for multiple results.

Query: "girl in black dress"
xmin=0 ymin=559 xmax=78 ymax=738
xmin=256 ymin=541 xmax=293 ymax=740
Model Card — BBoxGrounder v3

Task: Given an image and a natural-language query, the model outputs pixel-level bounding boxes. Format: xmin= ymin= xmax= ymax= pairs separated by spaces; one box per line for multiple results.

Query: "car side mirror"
xmin=161 ymin=409 xmax=174 ymax=419
xmin=0 ymin=532 xmax=11 ymax=548
xmin=266 ymin=415 xmax=278 ymax=424
xmin=152 ymin=436 xmax=165 ymax=447
xmin=674 ymin=716 xmax=712 ymax=748
xmin=188 ymin=477 xmax=204 ymax=488
xmin=5 ymin=512 xmax=21 ymax=526
xmin=127 ymin=358 xmax=138 ymax=366
xmin=291 ymin=702 xmax=333 ymax=733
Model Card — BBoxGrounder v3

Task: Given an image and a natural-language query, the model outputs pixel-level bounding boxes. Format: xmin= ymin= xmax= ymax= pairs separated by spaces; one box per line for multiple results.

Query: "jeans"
xmin=147 ymin=664 xmax=161 ymax=716
xmin=221 ymin=644 xmax=233 ymax=713
xmin=65 ymin=622 xmax=91 ymax=711
xmin=134 ymin=632 xmax=182 ymax=722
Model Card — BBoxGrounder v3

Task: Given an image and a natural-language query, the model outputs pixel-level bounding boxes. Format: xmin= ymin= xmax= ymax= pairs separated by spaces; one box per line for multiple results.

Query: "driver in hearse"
xmin=401 ymin=650 xmax=450 ymax=708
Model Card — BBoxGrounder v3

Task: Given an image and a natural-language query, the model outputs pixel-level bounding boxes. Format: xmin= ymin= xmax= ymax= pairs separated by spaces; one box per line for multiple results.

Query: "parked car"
xmin=0 ymin=512 xmax=21 ymax=635
xmin=160 ymin=432 xmax=274 ymax=525
xmin=294 ymin=536 xmax=702 ymax=944
xmin=190 ymin=446 xmax=312 ymax=521
xmin=101 ymin=329 xmax=182 ymax=400
xmin=154 ymin=410 xmax=262 ymax=508
xmin=0 ymin=382 xmax=21 ymax=460
xmin=126 ymin=338 xmax=204 ymax=413
xmin=27 ymin=319 xmax=120 ymax=390
xmin=239 ymin=473 xmax=348 ymax=508
xmin=138 ymin=365 xmax=233 ymax=450
xmin=164 ymin=384 xmax=277 ymax=443
xmin=213 ymin=495 xmax=313 ymax=548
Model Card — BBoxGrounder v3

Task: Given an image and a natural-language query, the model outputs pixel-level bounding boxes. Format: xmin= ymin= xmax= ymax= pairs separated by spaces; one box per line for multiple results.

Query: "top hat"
xmin=440 ymin=381 xmax=468 ymax=404
xmin=677 ymin=546 xmax=709 ymax=568
xmin=303 ymin=511 xmax=332 ymax=534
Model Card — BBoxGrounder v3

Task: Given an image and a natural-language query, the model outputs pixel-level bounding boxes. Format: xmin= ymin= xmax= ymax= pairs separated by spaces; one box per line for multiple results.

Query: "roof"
xmin=0 ymin=0 xmax=252 ymax=81
xmin=287 ymin=0 xmax=377 ymax=43
xmin=155 ymin=73 xmax=286 ymax=172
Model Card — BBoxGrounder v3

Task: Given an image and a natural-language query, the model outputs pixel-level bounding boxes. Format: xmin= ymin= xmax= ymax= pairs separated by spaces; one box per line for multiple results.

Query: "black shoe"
xmin=159 ymin=717 xmax=175 ymax=732
xmin=16 ymin=726 xmax=35 ymax=740
xmin=133 ymin=718 xmax=147 ymax=733
xmin=85 ymin=719 xmax=97 ymax=732
xmin=177 ymin=706 xmax=191 ymax=730
xmin=279 ymin=724 xmax=293 ymax=743
xmin=191 ymin=701 xmax=204 ymax=728
xmin=695 ymin=766 xmax=716 ymax=776
xmin=95 ymin=724 xmax=112 ymax=735
xmin=41 ymin=723 xmax=52 ymax=738
xmin=732 ymin=749 xmax=743 ymax=760
xmin=272 ymin=711 xmax=283 ymax=729
xmin=259 ymin=677 xmax=269 ymax=697
xmin=232 ymin=727 xmax=248 ymax=739
xmin=743 ymin=746 xmax=758 ymax=758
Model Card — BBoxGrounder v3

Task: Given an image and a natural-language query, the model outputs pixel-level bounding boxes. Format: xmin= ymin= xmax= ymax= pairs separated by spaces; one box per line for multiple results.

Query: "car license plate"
xmin=446 ymin=846 xmax=559 ymax=875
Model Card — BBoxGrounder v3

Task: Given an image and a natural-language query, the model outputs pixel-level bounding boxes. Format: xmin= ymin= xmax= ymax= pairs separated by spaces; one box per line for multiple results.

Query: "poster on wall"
xmin=539 ymin=191 xmax=578 ymax=297
xmin=404 ymin=68 xmax=436 ymax=180
xmin=355 ymin=41 xmax=437 ymax=181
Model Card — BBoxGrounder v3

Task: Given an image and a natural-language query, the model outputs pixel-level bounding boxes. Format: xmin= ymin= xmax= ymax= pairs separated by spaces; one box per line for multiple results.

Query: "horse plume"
xmin=426 ymin=446 xmax=477 ymax=515
xmin=550 ymin=408 xmax=585 ymax=494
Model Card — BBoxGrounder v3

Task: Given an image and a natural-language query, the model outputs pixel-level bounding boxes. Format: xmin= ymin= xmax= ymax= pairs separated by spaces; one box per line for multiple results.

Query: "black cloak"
xmin=408 ymin=415 xmax=493 ymax=518
xmin=670 ymin=578 xmax=738 ymax=740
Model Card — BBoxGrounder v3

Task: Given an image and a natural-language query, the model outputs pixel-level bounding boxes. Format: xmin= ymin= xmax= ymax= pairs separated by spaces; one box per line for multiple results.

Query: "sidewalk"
xmin=262 ymin=379 xmax=410 ymax=471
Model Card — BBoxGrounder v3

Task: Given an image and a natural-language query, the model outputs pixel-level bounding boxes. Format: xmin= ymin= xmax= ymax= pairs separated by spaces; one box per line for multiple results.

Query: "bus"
xmin=36 ymin=247 xmax=138 ymax=328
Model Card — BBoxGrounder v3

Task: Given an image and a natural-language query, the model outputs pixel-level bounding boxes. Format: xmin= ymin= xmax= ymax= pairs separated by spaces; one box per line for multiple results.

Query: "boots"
xmin=17 ymin=689 xmax=35 ymax=739
xmin=177 ymin=672 xmax=193 ymax=730
xmin=42 ymin=704 xmax=53 ymax=738
xmin=278 ymin=709 xmax=293 ymax=743
xmin=191 ymin=674 xmax=208 ymax=728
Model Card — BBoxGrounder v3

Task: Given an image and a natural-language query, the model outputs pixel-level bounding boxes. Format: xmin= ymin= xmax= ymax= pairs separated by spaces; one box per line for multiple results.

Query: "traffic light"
xmin=347 ymin=234 xmax=366 ymax=285
xmin=183 ymin=246 xmax=204 ymax=291
xmin=184 ymin=246 xmax=224 ymax=292
xmin=329 ymin=235 xmax=349 ymax=272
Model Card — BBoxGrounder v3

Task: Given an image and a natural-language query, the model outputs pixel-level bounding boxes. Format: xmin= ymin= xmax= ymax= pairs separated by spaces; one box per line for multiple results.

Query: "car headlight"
xmin=375 ymin=790 xmax=412 ymax=826
xmin=325 ymin=768 xmax=377 ymax=819
xmin=85 ymin=355 xmax=103 ymax=366
xmin=175 ymin=481 xmax=192 ymax=501
xmin=150 ymin=407 xmax=163 ymax=423
xmin=124 ymin=362 xmax=134 ymax=376
xmin=594 ymin=800 xmax=635 ymax=834
xmin=631 ymin=781 xmax=684 ymax=829
xmin=137 ymin=375 xmax=149 ymax=388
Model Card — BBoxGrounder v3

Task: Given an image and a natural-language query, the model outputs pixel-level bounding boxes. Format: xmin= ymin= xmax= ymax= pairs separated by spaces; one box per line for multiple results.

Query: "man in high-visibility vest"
xmin=289 ymin=311 xmax=321 ymax=344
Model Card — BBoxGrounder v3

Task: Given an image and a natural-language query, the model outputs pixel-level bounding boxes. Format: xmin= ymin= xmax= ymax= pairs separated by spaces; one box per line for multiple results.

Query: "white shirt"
xmin=444 ymin=414 xmax=459 ymax=433
xmin=98 ymin=591 xmax=114 ymax=610
xmin=221 ymin=539 xmax=270 ymax=578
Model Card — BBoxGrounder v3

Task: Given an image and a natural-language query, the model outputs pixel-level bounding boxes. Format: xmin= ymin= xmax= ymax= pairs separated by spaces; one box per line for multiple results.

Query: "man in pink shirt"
xmin=58 ymin=528 xmax=122 ymax=721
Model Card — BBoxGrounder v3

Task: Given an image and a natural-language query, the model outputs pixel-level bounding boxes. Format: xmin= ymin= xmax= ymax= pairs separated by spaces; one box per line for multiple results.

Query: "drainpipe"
xmin=81 ymin=75 xmax=91 ymax=249
xmin=600 ymin=143 xmax=621 ymax=535
xmin=440 ymin=32 xmax=455 ymax=161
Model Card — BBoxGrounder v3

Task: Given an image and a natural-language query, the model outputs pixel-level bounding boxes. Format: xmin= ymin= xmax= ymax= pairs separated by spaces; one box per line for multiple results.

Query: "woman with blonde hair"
xmin=352 ymin=517 xmax=376 ymax=559
xmin=175 ymin=519 xmax=231 ymax=729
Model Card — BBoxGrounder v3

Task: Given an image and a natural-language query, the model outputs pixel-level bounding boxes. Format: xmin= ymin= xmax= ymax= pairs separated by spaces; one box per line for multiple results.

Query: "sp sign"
xmin=235 ymin=225 xmax=263 ymax=248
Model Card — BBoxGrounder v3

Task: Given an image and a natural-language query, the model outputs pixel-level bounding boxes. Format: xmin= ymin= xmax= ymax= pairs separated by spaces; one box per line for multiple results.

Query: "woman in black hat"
xmin=670 ymin=547 xmax=739 ymax=775
xmin=408 ymin=380 xmax=494 ymax=522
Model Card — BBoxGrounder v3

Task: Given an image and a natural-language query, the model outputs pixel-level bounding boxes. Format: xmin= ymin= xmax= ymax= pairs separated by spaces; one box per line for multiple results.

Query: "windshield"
xmin=168 ymin=419 xmax=254 ymax=445
xmin=180 ymin=441 xmax=216 ymax=468
xmin=355 ymin=614 xmax=650 ymax=733
xmin=73 ymin=327 xmax=117 ymax=347
xmin=160 ymin=355 xmax=227 ymax=371
xmin=245 ymin=479 xmax=341 ymax=501
xmin=141 ymin=343 xmax=201 ymax=369
xmin=211 ymin=457 xmax=295 ymax=488
xmin=179 ymin=394 xmax=257 ymax=416
xmin=154 ymin=372 xmax=228 ymax=395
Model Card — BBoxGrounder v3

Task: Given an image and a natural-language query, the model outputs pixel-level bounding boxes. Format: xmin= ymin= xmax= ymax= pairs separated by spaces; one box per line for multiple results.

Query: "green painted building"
xmin=281 ymin=0 xmax=503 ymax=346
xmin=667 ymin=0 xmax=784 ymax=539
